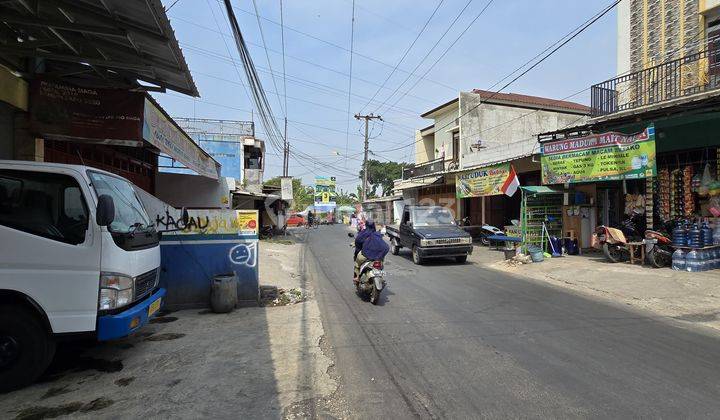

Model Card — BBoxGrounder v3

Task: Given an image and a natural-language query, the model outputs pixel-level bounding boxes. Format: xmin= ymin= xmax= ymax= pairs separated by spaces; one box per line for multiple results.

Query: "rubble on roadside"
xmin=500 ymin=254 xmax=533 ymax=267
xmin=260 ymin=285 xmax=307 ymax=307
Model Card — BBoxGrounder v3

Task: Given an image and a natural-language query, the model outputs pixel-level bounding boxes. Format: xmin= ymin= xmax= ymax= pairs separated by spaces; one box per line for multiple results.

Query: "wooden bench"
xmin=486 ymin=235 xmax=523 ymax=250
xmin=627 ymin=241 xmax=645 ymax=266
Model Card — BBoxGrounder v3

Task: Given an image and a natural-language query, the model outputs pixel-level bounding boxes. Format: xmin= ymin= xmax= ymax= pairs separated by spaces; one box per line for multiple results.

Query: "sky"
xmin=154 ymin=0 xmax=618 ymax=191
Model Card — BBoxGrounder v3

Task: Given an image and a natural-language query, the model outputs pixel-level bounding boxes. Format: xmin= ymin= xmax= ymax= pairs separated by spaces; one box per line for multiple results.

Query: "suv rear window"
xmin=0 ymin=169 xmax=88 ymax=245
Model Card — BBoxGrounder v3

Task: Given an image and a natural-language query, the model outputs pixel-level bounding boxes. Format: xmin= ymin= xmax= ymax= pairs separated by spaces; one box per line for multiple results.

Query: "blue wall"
xmin=159 ymin=234 xmax=259 ymax=309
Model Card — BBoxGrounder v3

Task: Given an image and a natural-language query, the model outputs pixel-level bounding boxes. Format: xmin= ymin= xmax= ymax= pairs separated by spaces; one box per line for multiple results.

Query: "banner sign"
xmin=30 ymin=79 xmax=144 ymax=144
xmin=541 ymin=125 xmax=656 ymax=184
xmin=456 ymin=163 xmax=512 ymax=198
xmin=280 ymin=177 xmax=294 ymax=201
xmin=314 ymin=176 xmax=337 ymax=206
xmin=143 ymin=98 xmax=219 ymax=180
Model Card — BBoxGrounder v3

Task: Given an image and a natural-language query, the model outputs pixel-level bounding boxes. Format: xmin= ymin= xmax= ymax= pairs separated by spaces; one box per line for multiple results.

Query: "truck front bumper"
xmin=418 ymin=244 xmax=473 ymax=258
xmin=97 ymin=288 xmax=166 ymax=341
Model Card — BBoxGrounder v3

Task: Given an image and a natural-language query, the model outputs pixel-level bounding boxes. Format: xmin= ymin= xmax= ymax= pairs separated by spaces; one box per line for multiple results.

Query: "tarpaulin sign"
xmin=541 ymin=125 xmax=656 ymax=184
xmin=456 ymin=163 xmax=512 ymax=198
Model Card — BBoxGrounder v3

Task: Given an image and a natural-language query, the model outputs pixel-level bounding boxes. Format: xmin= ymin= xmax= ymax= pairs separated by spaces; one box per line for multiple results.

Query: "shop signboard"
xmin=541 ymin=125 xmax=656 ymax=184
xmin=280 ymin=177 xmax=294 ymax=201
xmin=314 ymin=176 xmax=337 ymax=206
xmin=456 ymin=163 xmax=512 ymax=198
xmin=29 ymin=79 xmax=144 ymax=145
xmin=143 ymin=98 xmax=219 ymax=180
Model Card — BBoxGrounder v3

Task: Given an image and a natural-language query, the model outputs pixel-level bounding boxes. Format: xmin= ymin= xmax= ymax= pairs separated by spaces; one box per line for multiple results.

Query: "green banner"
xmin=456 ymin=163 xmax=511 ymax=198
xmin=541 ymin=125 xmax=656 ymax=184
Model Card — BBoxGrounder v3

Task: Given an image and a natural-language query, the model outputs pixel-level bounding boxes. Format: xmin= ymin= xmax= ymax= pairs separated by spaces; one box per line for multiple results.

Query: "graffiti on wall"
xmin=155 ymin=209 xmax=259 ymax=236
xmin=228 ymin=242 xmax=257 ymax=267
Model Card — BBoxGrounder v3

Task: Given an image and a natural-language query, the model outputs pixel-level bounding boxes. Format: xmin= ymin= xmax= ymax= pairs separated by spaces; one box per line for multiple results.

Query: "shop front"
xmin=539 ymin=113 xmax=720 ymax=267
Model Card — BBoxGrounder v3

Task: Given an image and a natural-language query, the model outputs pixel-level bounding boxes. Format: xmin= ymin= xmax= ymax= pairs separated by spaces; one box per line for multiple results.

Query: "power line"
xmin=358 ymin=0 xmax=446 ymax=113
xmin=250 ymin=0 xmax=286 ymax=117
xmin=377 ymin=0 xmax=622 ymax=153
xmin=372 ymin=0 xmax=478 ymax=113
xmin=344 ymin=0 xmax=356 ymax=167
xmin=279 ymin=0 xmax=289 ymax=176
xmin=223 ymin=1 xmax=459 ymax=93
xmin=379 ymin=0 xmax=496 ymax=114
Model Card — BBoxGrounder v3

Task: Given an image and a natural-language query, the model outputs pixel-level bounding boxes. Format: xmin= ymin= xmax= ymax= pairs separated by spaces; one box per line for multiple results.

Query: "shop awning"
xmin=393 ymin=176 xmax=443 ymax=191
xmin=0 ymin=0 xmax=198 ymax=96
xmin=520 ymin=186 xmax=563 ymax=196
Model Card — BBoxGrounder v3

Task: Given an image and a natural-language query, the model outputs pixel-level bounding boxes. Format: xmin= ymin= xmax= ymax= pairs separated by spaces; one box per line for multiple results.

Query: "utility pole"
xmin=283 ymin=117 xmax=289 ymax=176
xmin=354 ymin=113 xmax=382 ymax=201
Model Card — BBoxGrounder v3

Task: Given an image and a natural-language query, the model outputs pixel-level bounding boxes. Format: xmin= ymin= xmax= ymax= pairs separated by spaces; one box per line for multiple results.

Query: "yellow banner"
xmin=456 ymin=163 xmax=511 ymax=198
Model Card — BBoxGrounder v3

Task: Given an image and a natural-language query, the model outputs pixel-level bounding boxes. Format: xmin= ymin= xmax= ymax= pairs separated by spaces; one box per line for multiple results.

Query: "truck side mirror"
xmin=96 ymin=194 xmax=115 ymax=227
xmin=180 ymin=207 xmax=189 ymax=226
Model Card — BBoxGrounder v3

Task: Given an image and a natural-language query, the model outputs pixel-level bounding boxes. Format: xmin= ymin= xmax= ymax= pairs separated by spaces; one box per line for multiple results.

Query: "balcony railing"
xmin=402 ymin=157 xmax=448 ymax=179
xmin=591 ymin=44 xmax=720 ymax=117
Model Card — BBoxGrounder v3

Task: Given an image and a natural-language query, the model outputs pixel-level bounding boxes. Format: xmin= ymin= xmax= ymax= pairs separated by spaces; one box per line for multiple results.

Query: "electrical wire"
xmin=344 ymin=0 xmax=356 ymax=167
xmin=358 ymin=0 xmax=446 ymax=113
xmin=251 ymin=0 xmax=286 ymax=117
xmin=372 ymin=0 xmax=480 ymax=113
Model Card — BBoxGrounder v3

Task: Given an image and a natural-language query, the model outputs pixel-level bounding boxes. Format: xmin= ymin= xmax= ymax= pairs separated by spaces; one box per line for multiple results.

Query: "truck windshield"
xmin=412 ymin=207 xmax=455 ymax=227
xmin=88 ymin=171 xmax=151 ymax=234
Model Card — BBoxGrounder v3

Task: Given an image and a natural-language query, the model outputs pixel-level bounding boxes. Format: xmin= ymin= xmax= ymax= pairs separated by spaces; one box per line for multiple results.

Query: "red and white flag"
xmin=501 ymin=165 xmax=520 ymax=197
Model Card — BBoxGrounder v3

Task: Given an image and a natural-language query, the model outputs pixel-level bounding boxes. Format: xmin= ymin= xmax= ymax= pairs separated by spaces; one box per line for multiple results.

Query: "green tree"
xmin=335 ymin=188 xmax=359 ymax=206
xmin=264 ymin=177 xmax=315 ymax=211
xmin=358 ymin=160 xmax=406 ymax=197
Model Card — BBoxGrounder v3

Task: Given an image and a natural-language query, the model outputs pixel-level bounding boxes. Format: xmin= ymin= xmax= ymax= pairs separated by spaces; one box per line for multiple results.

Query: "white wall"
xmin=427 ymin=103 xmax=458 ymax=161
xmin=458 ymin=91 xmax=587 ymax=169
xmin=616 ymin=0 xmax=631 ymax=76
xmin=155 ymin=172 xmax=233 ymax=209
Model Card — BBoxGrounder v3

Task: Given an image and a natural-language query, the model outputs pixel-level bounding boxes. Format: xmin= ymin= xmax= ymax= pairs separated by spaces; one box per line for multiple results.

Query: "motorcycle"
xmin=356 ymin=259 xmax=386 ymax=305
xmin=595 ymin=214 xmax=644 ymax=263
xmin=457 ymin=217 xmax=503 ymax=246
xmin=644 ymin=229 xmax=673 ymax=268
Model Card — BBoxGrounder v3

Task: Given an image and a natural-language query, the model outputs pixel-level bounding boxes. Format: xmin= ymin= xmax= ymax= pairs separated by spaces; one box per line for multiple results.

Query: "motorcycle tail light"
xmin=372 ymin=261 xmax=383 ymax=269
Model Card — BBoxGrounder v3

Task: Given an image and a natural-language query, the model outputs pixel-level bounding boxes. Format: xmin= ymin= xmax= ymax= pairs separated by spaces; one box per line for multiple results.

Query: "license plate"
xmin=372 ymin=269 xmax=385 ymax=277
xmin=148 ymin=298 xmax=161 ymax=317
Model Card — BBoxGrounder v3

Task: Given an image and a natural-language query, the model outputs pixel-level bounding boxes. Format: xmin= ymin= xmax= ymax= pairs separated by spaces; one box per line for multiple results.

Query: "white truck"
xmin=0 ymin=160 xmax=168 ymax=391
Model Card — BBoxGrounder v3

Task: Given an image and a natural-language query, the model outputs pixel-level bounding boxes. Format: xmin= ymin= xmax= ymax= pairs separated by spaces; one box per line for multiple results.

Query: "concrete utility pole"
xmin=354 ymin=113 xmax=382 ymax=201
xmin=283 ymin=117 xmax=289 ymax=177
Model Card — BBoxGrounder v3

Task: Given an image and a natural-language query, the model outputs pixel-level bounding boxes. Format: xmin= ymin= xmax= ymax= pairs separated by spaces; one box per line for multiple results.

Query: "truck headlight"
xmin=463 ymin=237 xmax=472 ymax=244
xmin=420 ymin=239 xmax=432 ymax=246
xmin=99 ymin=273 xmax=134 ymax=310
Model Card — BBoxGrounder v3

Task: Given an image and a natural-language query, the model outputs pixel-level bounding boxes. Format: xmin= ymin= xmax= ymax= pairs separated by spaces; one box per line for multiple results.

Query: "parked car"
xmin=386 ymin=205 xmax=473 ymax=264
xmin=286 ymin=213 xmax=305 ymax=227
xmin=0 ymin=160 xmax=173 ymax=391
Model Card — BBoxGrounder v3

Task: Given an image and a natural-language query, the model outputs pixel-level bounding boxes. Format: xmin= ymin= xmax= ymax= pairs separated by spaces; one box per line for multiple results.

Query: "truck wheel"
xmin=455 ymin=255 xmax=468 ymax=263
xmin=391 ymin=239 xmax=400 ymax=255
xmin=0 ymin=305 xmax=55 ymax=392
xmin=412 ymin=246 xmax=424 ymax=265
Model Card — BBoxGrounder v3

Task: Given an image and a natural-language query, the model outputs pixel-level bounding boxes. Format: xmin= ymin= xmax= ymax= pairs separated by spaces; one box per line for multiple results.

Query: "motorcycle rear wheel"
xmin=647 ymin=246 xmax=672 ymax=268
xmin=370 ymin=285 xmax=380 ymax=305
xmin=603 ymin=243 xmax=627 ymax=263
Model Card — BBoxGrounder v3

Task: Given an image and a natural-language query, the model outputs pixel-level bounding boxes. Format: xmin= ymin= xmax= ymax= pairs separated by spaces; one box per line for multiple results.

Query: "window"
xmin=0 ymin=170 xmax=88 ymax=245
xmin=452 ymin=131 xmax=460 ymax=162
xmin=87 ymin=171 xmax=150 ymax=234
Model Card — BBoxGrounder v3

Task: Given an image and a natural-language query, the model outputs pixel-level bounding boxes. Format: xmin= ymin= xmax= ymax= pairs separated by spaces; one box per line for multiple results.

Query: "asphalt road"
xmin=301 ymin=225 xmax=720 ymax=419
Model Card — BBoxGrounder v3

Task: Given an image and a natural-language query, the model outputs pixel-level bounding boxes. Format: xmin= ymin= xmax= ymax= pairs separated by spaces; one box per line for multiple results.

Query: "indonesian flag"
xmin=501 ymin=165 xmax=520 ymax=197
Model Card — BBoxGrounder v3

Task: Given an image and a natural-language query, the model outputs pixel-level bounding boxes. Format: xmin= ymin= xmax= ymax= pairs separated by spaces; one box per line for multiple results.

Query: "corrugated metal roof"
xmin=0 ymin=0 xmax=198 ymax=96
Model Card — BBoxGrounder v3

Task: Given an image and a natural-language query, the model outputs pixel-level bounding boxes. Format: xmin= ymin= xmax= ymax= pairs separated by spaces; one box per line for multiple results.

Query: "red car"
xmin=286 ymin=214 xmax=305 ymax=227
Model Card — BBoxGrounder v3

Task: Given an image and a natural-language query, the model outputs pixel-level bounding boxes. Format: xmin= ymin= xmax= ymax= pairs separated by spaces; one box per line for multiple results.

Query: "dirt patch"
xmin=261 ymin=238 xmax=294 ymax=245
xmin=15 ymin=398 xmax=113 ymax=420
xmin=149 ymin=316 xmax=178 ymax=324
xmin=673 ymin=312 xmax=720 ymax=322
xmin=144 ymin=333 xmax=186 ymax=342
xmin=132 ymin=331 xmax=155 ymax=338
xmin=155 ymin=309 xmax=176 ymax=317
xmin=40 ymin=386 xmax=74 ymax=400
xmin=41 ymin=356 xmax=123 ymax=382
xmin=114 ymin=377 xmax=135 ymax=387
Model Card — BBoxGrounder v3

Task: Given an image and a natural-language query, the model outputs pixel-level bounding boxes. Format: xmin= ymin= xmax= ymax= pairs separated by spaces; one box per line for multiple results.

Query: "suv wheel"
xmin=412 ymin=246 xmax=424 ymax=265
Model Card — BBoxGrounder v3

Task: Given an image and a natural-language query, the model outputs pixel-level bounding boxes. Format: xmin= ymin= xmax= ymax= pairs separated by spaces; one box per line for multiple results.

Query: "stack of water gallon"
xmin=672 ymin=219 xmax=720 ymax=272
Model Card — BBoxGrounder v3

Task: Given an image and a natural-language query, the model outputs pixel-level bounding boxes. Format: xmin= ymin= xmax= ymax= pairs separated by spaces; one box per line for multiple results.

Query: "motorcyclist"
xmin=307 ymin=210 xmax=315 ymax=227
xmin=353 ymin=220 xmax=389 ymax=283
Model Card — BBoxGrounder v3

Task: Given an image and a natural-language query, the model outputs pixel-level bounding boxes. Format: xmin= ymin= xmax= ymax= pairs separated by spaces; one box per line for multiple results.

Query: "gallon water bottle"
xmin=672 ymin=248 xmax=687 ymax=271
xmin=688 ymin=223 xmax=702 ymax=249
xmin=701 ymin=221 xmax=714 ymax=247
xmin=714 ymin=225 xmax=720 ymax=245
xmin=672 ymin=223 xmax=688 ymax=247
xmin=698 ymin=249 xmax=708 ymax=272
xmin=686 ymin=249 xmax=701 ymax=272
